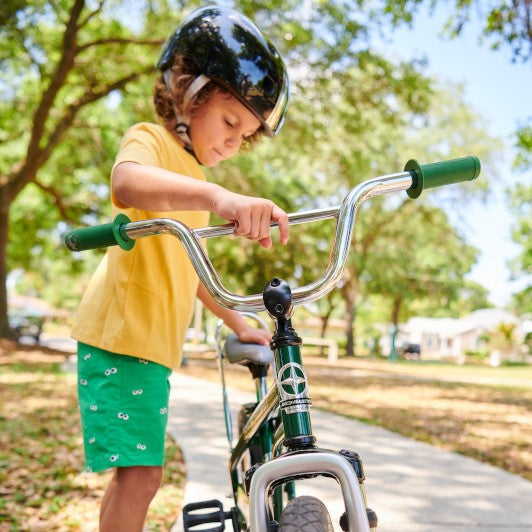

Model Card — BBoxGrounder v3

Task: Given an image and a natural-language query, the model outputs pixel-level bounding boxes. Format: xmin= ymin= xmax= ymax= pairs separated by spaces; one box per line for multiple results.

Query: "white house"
xmin=396 ymin=308 xmax=524 ymax=363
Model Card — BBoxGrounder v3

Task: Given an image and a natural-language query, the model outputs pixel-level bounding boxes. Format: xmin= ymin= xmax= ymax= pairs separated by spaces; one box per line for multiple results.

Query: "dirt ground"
xmin=0 ymin=340 xmax=185 ymax=531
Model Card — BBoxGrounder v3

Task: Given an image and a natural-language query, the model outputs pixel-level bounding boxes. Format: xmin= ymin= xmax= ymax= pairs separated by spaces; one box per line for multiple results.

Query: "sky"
xmin=376 ymin=3 xmax=531 ymax=307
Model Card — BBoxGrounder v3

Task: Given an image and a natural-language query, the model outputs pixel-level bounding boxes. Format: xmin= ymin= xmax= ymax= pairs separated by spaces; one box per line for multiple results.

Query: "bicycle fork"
xmin=246 ymin=278 xmax=375 ymax=531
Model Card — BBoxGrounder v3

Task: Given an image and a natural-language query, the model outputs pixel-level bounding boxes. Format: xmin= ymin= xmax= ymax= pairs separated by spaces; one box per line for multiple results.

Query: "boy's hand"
xmin=236 ymin=326 xmax=272 ymax=346
xmin=211 ymin=187 xmax=289 ymax=248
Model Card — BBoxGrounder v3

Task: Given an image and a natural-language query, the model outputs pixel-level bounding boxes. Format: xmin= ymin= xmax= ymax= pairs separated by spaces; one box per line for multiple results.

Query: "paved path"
xmin=40 ymin=332 xmax=77 ymax=353
xmin=168 ymin=371 xmax=532 ymax=532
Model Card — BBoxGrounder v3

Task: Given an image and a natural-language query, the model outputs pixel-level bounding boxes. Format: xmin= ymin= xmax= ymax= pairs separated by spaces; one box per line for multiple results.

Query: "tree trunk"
xmin=318 ymin=301 xmax=334 ymax=356
xmin=391 ymin=297 xmax=402 ymax=329
xmin=0 ymin=190 xmax=10 ymax=338
xmin=343 ymin=286 xmax=356 ymax=357
xmin=319 ymin=314 xmax=331 ymax=339
xmin=345 ymin=302 xmax=356 ymax=356
xmin=389 ymin=297 xmax=402 ymax=360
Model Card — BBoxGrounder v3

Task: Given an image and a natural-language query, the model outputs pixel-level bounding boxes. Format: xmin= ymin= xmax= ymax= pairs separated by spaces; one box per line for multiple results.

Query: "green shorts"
xmin=77 ymin=342 xmax=171 ymax=472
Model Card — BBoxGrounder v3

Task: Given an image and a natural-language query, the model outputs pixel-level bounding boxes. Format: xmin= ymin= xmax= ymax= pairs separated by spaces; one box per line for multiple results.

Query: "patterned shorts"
xmin=77 ymin=342 xmax=172 ymax=472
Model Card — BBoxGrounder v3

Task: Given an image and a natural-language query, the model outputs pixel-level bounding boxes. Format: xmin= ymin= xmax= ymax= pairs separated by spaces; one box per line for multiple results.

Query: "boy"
xmin=71 ymin=6 xmax=290 ymax=531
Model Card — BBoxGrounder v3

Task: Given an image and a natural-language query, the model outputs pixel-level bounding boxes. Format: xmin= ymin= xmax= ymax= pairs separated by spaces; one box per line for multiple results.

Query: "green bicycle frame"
xmin=225 ymin=344 xmax=313 ymax=527
xmin=274 ymin=344 xmax=313 ymax=442
xmin=222 ymin=278 xmax=321 ymax=528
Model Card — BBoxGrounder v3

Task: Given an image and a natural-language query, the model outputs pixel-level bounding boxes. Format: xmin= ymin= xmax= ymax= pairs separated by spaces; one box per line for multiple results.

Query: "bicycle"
xmin=65 ymin=156 xmax=480 ymax=531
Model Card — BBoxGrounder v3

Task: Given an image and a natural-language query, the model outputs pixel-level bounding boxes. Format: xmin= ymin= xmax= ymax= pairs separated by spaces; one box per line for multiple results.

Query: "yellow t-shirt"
xmin=71 ymin=122 xmax=210 ymax=369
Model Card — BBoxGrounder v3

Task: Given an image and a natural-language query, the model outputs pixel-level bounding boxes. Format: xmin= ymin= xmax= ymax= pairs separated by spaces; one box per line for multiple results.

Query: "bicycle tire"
xmin=278 ymin=495 xmax=333 ymax=531
xmin=237 ymin=403 xmax=263 ymax=473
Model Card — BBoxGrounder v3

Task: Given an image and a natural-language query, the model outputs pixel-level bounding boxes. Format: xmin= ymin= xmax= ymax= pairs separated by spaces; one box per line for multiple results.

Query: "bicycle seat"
xmin=224 ymin=334 xmax=273 ymax=366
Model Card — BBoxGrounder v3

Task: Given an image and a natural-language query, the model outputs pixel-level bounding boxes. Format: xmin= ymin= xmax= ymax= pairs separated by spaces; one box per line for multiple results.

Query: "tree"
xmin=206 ymin=54 xmax=436 ymax=354
xmin=366 ymin=202 xmax=478 ymax=332
xmin=327 ymin=82 xmax=497 ymax=355
xmin=208 ymin=61 xmax=498 ymax=355
xmin=411 ymin=280 xmax=493 ymax=317
xmin=486 ymin=322 xmax=523 ymax=363
xmin=0 ymin=0 xmax=171 ymax=336
xmin=1 ymin=0 xmax=438 ymax=338
xmin=1 ymin=0 xmax=503 ymax=348
xmin=384 ymin=0 xmax=532 ymax=62
xmin=507 ymin=184 xmax=531 ymax=278
xmin=507 ymin=125 xmax=531 ymax=315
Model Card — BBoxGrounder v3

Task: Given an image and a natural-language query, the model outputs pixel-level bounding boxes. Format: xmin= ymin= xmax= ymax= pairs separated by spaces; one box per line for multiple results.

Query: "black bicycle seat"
xmin=223 ymin=333 xmax=273 ymax=367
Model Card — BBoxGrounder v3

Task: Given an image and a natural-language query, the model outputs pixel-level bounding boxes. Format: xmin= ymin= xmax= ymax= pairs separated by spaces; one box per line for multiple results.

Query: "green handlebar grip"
xmin=405 ymin=156 xmax=481 ymax=198
xmin=64 ymin=213 xmax=134 ymax=252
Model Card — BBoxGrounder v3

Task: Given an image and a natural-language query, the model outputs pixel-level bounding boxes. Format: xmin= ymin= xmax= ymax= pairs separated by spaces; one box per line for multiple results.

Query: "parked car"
xmin=401 ymin=343 xmax=421 ymax=360
xmin=9 ymin=312 xmax=44 ymax=343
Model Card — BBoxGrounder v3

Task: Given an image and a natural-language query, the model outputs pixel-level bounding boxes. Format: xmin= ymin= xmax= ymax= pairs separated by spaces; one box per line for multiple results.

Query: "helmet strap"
xmin=163 ymin=70 xmax=211 ymax=159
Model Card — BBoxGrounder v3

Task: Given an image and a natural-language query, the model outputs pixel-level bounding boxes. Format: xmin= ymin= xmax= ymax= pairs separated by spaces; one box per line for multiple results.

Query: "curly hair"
xmin=153 ymin=55 xmax=262 ymax=148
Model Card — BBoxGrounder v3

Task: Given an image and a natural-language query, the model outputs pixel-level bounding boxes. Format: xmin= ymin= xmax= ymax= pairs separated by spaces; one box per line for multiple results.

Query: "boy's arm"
xmin=196 ymin=283 xmax=271 ymax=346
xmin=113 ymin=162 xmax=288 ymax=248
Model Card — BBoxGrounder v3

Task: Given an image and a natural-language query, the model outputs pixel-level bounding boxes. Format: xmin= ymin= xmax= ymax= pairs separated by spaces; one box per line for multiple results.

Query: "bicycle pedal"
xmin=182 ymin=499 xmax=238 ymax=532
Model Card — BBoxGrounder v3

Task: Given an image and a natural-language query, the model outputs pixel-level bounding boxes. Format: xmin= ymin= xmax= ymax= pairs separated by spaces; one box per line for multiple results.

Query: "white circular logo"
xmin=277 ymin=363 xmax=308 ymax=398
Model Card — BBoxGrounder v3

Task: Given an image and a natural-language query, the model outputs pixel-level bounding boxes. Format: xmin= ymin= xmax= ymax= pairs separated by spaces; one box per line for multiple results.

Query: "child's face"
xmin=189 ymin=91 xmax=261 ymax=167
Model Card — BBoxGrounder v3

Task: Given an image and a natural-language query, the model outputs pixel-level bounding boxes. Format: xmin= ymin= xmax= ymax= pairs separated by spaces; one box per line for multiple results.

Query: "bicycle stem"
xmin=122 ymin=171 xmax=413 ymax=312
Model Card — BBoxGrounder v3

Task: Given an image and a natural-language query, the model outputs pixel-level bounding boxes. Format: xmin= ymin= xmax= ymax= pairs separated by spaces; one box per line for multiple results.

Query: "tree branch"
xmin=50 ymin=65 xmax=156 ymax=146
xmin=77 ymin=37 xmax=165 ymax=53
xmin=20 ymin=0 xmax=85 ymax=197
xmin=9 ymin=64 xmax=156 ymax=200
xmin=15 ymin=32 xmax=46 ymax=80
xmin=77 ymin=0 xmax=104 ymax=29
xmin=32 ymin=180 xmax=79 ymax=224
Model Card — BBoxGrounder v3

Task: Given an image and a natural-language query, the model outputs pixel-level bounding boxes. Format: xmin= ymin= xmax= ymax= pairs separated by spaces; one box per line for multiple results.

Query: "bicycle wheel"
xmin=278 ymin=495 xmax=333 ymax=531
xmin=238 ymin=403 xmax=263 ymax=473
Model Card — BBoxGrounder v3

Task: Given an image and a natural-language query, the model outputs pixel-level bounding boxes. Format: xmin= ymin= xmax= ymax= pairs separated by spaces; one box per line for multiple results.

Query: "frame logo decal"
xmin=276 ymin=362 xmax=311 ymax=413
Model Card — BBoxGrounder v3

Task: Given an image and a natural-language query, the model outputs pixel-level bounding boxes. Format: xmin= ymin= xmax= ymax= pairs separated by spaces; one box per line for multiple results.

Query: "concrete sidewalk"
xmin=167 ymin=371 xmax=532 ymax=532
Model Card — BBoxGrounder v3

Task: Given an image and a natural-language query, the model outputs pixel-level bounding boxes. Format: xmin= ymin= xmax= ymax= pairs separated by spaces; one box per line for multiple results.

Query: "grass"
xmin=354 ymin=357 xmax=532 ymax=382
xmin=182 ymin=355 xmax=532 ymax=481
xmin=0 ymin=340 xmax=185 ymax=531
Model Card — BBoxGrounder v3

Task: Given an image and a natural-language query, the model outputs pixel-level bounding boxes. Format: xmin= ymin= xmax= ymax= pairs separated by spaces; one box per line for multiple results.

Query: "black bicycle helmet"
xmin=157 ymin=5 xmax=289 ymax=136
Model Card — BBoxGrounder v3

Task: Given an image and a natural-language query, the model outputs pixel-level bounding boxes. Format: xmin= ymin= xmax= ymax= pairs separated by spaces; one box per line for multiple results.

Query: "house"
xmin=396 ymin=308 xmax=524 ymax=364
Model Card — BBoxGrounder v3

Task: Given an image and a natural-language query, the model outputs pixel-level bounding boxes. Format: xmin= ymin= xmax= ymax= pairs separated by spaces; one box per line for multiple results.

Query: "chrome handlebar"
xmin=121 ymin=171 xmax=413 ymax=312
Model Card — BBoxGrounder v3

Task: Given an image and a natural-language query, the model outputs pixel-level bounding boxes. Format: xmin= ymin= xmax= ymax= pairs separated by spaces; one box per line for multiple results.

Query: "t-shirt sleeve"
xmin=110 ymin=123 xmax=162 ymax=207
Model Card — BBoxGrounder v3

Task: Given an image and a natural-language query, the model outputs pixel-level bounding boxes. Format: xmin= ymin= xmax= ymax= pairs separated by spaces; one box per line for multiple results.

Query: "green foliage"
xmin=514 ymin=124 xmax=532 ymax=171
xmin=507 ymin=182 xmax=532 ymax=275
xmin=0 ymin=0 xmax=505 ymax=346
xmin=382 ymin=0 xmax=532 ymax=62
xmin=486 ymin=321 xmax=526 ymax=362
xmin=506 ymin=182 xmax=531 ymax=315
xmin=507 ymin=122 xmax=531 ymax=314
xmin=364 ymin=201 xmax=479 ymax=323
xmin=0 ymin=0 xmax=173 ymax=335
xmin=510 ymin=286 xmax=532 ymax=315
xmin=464 ymin=349 xmax=489 ymax=360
